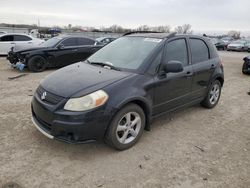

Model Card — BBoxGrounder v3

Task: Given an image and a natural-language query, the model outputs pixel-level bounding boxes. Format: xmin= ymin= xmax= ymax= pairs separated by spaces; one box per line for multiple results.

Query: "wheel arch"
xmin=215 ymin=76 xmax=224 ymax=87
xmin=115 ymin=98 xmax=152 ymax=131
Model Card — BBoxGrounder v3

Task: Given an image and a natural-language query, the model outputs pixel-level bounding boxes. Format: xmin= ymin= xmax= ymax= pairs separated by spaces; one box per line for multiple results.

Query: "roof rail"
xmin=167 ymin=32 xmax=177 ymax=38
xmin=123 ymin=31 xmax=177 ymax=39
xmin=123 ymin=31 xmax=163 ymax=36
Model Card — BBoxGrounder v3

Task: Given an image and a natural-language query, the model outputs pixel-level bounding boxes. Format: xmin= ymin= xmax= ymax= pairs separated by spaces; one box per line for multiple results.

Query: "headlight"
xmin=64 ymin=90 xmax=108 ymax=111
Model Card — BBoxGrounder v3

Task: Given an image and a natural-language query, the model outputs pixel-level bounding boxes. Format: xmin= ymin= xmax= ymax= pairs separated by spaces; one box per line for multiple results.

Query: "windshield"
xmin=88 ymin=36 xmax=162 ymax=70
xmin=39 ymin=37 xmax=62 ymax=47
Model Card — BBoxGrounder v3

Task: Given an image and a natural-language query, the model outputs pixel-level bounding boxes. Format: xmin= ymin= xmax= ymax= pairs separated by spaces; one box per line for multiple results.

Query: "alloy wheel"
xmin=116 ymin=112 xmax=142 ymax=144
xmin=209 ymin=83 xmax=220 ymax=105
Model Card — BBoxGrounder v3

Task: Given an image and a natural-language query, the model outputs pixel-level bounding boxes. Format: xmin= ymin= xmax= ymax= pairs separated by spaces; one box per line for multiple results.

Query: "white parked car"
xmin=0 ymin=33 xmax=44 ymax=55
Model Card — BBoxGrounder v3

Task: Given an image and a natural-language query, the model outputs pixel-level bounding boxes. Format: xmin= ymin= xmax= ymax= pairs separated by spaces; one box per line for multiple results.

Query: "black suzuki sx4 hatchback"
xmin=32 ymin=32 xmax=224 ymax=150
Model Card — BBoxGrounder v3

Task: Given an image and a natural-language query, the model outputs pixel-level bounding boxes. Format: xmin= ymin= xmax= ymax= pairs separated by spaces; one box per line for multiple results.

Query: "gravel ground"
xmin=0 ymin=51 xmax=250 ymax=188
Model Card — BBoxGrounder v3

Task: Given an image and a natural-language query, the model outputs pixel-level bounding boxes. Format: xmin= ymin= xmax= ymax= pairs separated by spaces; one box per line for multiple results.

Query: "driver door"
xmin=54 ymin=38 xmax=78 ymax=67
xmin=153 ymin=38 xmax=194 ymax=115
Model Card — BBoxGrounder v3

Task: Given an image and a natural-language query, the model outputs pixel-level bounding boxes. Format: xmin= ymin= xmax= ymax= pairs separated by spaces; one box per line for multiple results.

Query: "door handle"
xmin=210 ymin=64 xmax=216 ymax=70
xmin=186 ymin=71 xmax=193 ymax=77
xmin=72 ymin=49 xmax=78 ymax=52
xmin=10 ymin=42 xmax=15 ymax=45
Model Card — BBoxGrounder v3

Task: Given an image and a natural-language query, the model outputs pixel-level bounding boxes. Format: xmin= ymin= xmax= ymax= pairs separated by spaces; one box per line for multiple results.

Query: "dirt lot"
xmin=0 ymin=52 xmax=250 ymax=188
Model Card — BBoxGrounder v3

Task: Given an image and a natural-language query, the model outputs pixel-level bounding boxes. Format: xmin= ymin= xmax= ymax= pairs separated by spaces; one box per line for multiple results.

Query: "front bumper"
xmin=7 ymin=51 xmax=26 ymax=65
xmin=31 ymin=93 xmax=114 ymax=144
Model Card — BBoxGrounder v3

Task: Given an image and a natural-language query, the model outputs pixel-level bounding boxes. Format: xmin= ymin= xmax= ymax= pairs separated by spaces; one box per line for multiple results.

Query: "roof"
xmin=126 ymin=32 xmax=173 ymax=39
xmin=125 ymin=32 xmax=209 ymax=41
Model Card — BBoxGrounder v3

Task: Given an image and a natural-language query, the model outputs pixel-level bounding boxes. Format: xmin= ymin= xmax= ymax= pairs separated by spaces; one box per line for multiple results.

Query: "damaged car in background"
xmin=7 ymin=35 xmax=103 ymax=72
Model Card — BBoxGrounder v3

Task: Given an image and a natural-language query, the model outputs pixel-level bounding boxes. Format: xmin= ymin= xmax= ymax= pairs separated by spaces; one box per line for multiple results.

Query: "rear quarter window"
xmin=190 ymin=38 xmax=209 ymax=64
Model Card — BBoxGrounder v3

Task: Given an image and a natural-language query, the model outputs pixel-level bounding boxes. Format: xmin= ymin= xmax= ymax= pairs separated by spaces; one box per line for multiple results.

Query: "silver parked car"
xmin=227 ymin=40 xmax=249 ymax=52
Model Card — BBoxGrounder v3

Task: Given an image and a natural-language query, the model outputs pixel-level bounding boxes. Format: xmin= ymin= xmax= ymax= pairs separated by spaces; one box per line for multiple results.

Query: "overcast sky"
xmin=0 ymin=0 xmax=250 ymax=32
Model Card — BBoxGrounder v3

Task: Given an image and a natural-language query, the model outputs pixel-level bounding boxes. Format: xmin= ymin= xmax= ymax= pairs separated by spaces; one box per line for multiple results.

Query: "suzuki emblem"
xmin=41 ymin=92 xmax=47 ymax=100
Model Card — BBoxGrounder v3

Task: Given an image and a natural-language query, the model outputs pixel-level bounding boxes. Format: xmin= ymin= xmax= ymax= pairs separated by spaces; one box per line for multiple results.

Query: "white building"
xmin=0 ymin=27 xmax=29 ymax=34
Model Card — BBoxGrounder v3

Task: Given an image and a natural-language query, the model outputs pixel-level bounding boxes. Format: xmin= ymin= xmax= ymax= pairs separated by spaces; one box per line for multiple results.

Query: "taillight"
xmin=219 ymin=58 xmax=223 ymax=66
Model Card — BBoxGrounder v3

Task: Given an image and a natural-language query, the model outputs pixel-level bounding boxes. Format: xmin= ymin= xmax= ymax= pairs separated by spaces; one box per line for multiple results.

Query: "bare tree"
xmin=228 ymin=30 xmax=241 ymax=39
xmin=175 ymin=24 xmax=193 ymax=34
xmin=137 ymin=25 xmax=150 ymax=31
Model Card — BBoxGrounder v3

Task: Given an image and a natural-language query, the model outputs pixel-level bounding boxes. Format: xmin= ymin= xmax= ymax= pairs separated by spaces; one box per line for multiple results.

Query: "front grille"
xmin=35 ymin=113 xmax=52 ymax=131
xmin=36 ymin=86 xmax=64 ymax=105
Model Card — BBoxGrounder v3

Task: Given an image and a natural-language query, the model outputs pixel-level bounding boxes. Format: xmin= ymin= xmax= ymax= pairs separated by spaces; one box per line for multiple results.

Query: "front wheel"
xmin=105 ymin=104 xmax=145 ymax=150
xmin=201 ymin=80 xmax=222 ymax=109
xmin=27 ymin=55 xmax=47 ymax=72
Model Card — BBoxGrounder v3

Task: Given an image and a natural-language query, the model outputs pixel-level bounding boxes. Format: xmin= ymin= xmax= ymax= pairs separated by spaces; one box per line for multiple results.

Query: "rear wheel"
xmin=242 ymin=61 xmax=249 ymax=74
xmin=105 ymin=104 xmax=145 ymax=150
xmin=201 ymin=80 xmax=221 ymax=109
xmin=28 ymin=55 xmax=47 ymax=72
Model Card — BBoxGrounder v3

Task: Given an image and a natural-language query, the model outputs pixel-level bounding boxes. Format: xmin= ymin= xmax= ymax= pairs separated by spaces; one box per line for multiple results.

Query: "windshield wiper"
xmin=88 ymin=61 xmax=121 ymax=71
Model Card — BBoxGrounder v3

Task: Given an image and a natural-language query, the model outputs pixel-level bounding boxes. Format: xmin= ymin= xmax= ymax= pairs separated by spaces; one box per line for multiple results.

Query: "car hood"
xmin=13 ymin=45 xmax=48 ymax=53
xmin=228 ymin=43 xmax=243 ymax=47
xmin=40 ymin=62 xmax=133 ymax=98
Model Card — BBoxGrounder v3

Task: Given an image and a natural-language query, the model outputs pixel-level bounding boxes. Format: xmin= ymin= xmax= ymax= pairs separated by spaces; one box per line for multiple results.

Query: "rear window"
xmin=190 ymin=38 xmax=209 ymax=64
xmin=62 ymin=38 xmax=77 ymax=47
xmin=77 ymin=38 xmax=95 ymax=45
xmin=14 ymin=35 xmax=32 ymax=41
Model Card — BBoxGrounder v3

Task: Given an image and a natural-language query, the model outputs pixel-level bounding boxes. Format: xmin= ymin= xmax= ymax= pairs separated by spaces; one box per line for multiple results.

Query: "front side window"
xmin=14 ymin=35 xmax=32 ymax=41
xmin=164 ymin=39 xmax=188 ymax=66
xmin=190 ymin=38 xmax=209 ymax=64
xmin=61 ymin=38 xmax=77 ymax=47
xmin=88 ymin=36 xmax=162 ymax=70
xmin=0 ymin=35 xmax=14 ymax=41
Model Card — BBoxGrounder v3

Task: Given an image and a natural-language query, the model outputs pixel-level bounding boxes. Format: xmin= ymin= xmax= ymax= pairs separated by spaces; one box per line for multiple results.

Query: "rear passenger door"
xmin=189 ymin=38 xmax=215 ymax=99
xmin=14 ymin=35 xmax=33 ymax=46
xmin=153 ymin=38 xmax=194 ymax=115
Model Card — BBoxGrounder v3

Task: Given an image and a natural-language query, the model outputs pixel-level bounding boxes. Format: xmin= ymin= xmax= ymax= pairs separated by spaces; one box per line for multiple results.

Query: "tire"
xmin=242 ymin=61 xmax=248 ymax=74
xmin=201 ymin=80 xmax=222 ymax=109
xmin=27 ymin=55 xmax=47 ymax=72
xmin=105 ymin=103 xmax=145 ymax=150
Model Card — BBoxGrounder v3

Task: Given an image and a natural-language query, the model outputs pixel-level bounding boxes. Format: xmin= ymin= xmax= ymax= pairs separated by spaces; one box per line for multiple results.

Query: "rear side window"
xmin=0 ymin=35 xmax=14 ymax=41
xmin=77 ymin=38 xmax=95 ymax=45
xmin=61 ymin=38 xmax=77 ymax=47
xmin=14 ymin=35 xmax=32 ymax=41
xmin=190 ymin=38 xmax=209 ymax=64
xmin=165 ymin=39 xmax=188 ymax=66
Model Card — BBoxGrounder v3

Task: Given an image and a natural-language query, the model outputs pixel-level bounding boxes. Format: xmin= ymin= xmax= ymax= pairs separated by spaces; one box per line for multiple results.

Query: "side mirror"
xmin=57 ymin=44 xmax=64 ymax=49
xmin=163 ymin=60 xmax=184 ymax=73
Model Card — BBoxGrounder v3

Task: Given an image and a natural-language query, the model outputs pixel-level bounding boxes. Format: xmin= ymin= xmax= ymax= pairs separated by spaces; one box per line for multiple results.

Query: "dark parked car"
xmin=7 ymin=35 xmax=103 ymax=72
xmin=242 ymin=56 xmax=250 ymax=74
xmin=31 ymin=32 xmax=224 ymax=150
xmin=211 ymin=38 xmax=227 ymax=50
xmin=96 ymin=37 xmax=116 ymax=45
